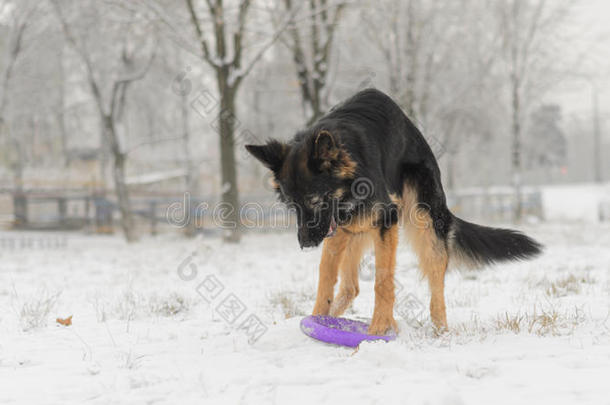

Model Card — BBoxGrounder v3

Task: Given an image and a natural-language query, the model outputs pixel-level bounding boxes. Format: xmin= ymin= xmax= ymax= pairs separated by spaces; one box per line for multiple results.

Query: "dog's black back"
xmin=310 ymin=89 xmax=451 ymax=237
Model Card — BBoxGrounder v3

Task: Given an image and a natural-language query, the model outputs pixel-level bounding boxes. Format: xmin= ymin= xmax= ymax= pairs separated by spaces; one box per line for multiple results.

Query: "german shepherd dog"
xmin=246 ymin=89 xmax=542 ymax=335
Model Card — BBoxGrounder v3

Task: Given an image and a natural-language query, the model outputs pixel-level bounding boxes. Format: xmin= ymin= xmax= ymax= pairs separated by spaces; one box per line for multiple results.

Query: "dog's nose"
xmin=298 ymin=229 xmax=316 ymax=249
xmin=299 ymin=237 xmax=316 ymax=249
xmin=297 ymin=227 xmax=308 ymax=249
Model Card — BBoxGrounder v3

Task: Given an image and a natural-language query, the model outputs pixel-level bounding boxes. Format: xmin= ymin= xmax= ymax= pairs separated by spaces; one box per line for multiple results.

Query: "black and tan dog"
xmin=246 ymin=89 xmax=542 ymax=335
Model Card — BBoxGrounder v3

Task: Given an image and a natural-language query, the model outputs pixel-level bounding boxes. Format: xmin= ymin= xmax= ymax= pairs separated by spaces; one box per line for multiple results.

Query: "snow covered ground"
xmin=1 ymin=223 xmax=610 ymax=404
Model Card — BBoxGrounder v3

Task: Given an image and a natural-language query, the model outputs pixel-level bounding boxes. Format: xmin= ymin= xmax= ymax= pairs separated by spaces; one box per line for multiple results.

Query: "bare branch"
xmin=518 ymin=0 xmax=546 ymax=79
xmin=136 ymin=0 xmax=203 ymax=58
xmin=50 ymin=0 xmax=107 ymax=118
xmin=125 ymin=135 xmax=187 ymax=155
xmin=210 ymin=0 xmax=228 ymax=64
xmin=231 ymin=1 xmax=303 ymax=87
xmin=320 ymin=1 xmax=345 ymax=62
xmin=232 ymin=0 xmax=252 ymax=67
xmin=185 ymin=0 xmax=215 ymax=66
xmin=283 ymin=0 xmax=312 ymax=103
xmin=110 ymin=42 xmax=158 ymax=117
xmin=0 ymin=2 xmax=39 ymax=125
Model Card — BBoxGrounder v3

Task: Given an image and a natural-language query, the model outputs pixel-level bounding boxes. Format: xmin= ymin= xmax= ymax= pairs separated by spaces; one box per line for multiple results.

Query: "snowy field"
xmin=1 ymin=223 xmax=610 ymax=404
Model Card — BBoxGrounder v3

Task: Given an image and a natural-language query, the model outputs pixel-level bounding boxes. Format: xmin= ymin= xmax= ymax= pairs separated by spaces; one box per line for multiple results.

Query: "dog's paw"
xmin=368 ymin=315 xmax=398 ymax=335
xmin=432 ymin=322 xmax=449 ymax=336
xmin=311 ymin=300 xmax=331 ymax=316
xmin=328 ymin=292 xmax=352 ymax=317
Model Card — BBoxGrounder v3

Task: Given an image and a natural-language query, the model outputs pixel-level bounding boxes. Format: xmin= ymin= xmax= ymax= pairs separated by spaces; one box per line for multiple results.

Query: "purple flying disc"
xmin=300 ymin=315 xmax=396 ymax=347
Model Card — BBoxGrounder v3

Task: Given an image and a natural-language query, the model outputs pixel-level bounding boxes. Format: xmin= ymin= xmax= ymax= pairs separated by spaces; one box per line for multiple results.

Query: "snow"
xmin=1 ymin=223 xmax=610 ymax=404
xmin=541 ymin=183 xmax=610 ymax=223
xmin=125 ymin=169 xmax=187 ymax=186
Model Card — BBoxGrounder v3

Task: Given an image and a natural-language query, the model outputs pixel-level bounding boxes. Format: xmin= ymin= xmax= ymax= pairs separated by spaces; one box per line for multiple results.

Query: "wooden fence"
xmin=0 ymin=187 xmax=552 ymax=234
xmin=0 ymin=188 xmax=290 ymax=235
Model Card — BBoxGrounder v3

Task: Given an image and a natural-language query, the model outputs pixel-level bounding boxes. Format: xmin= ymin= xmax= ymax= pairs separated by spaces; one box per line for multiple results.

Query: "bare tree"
xmin=173 ymin=54 xmax=199 ymax=238
xmin=362 ymin=0 xmax=442 ymax=125
xmin=361 ymin=0 xmax=483 ymax=131
xmin=0 ymin=0 xmax=39 ymax=225
xmin=183 ymin=0 xmax=296 ymax=243
xmin=52 ymin=1 xmax=156 ymax=241
xmin=362 ymin=0 xmax=499 ymax=178
xmin=281 ymin=0 xmax=346 ymax=124
xmin=0 ymin=2 xmax=36 ymax=129
xmin=496 ymin=0 xmax=571 ymax=221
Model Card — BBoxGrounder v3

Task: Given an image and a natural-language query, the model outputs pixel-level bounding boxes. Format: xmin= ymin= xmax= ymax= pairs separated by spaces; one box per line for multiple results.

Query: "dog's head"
xmin=246 ymin=130 xmax=359 ymax=248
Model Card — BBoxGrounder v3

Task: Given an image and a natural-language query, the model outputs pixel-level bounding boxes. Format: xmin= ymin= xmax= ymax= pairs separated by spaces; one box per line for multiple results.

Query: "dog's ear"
xmin=245 ymin=140 xmax=288 ymax=173
xmin=311 ymin=130 xmax=357 ymax=178
xmin=313 ymin=130 xmax=338 ymax=162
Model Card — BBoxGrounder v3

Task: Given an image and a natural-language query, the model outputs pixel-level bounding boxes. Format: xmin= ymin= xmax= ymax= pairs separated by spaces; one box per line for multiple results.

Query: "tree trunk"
xmin=510 ymin=74 xmax=523 ymax=222
xmin=592 ymin=86 xmax=602 ymax=183
xmin=57 ymin=49 xmax=69 ymax=167
xmin=113 ymin=152 xmax=137 ymax=242
xmin=306 ymin=93 xmax=322 ymax=126
xmin=217 ymin=77 xmax=241 ymax=243
xmin=104 ymin=116 xmax=137 ymax=242
xmin=181 ymin=90 xmax=198 ymax=238
xmin=11 ymin=137 xmax=26 ymax=227
xmin=403 ymin=0 xmax=418 ymax=120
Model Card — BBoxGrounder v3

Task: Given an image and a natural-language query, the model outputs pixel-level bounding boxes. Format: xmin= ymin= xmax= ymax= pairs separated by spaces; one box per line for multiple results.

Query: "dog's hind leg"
xmin=403 ymin=185 xmax=449 ymax=331
xmin=329 ymin=234 xmax=371 ymax=317
xmin=312 ymin=231 xmax=349 ymax=316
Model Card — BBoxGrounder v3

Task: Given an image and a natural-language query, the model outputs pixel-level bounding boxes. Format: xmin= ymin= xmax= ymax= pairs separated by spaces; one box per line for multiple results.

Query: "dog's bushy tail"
xmin=448 ymin=215 xmax=543 ymax=268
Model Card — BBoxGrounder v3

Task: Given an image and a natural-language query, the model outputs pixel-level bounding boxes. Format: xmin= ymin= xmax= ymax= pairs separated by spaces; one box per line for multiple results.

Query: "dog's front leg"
xmin=368 ymin=225 xmax=399 ymax=335
xmin=329 ymin=234 xmax=370 ymax=317
xmin=312 ymin=232 xmax=349 ymax=316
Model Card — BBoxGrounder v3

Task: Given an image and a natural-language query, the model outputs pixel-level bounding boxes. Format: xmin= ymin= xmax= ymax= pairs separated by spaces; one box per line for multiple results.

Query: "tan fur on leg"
xmin=312 ymin=231 xmax=349 ymax=315
xmin=368 ymin=225 xmax=399 ymax=335
xmin=402 ymin=185 xmax=449 ymax=331
xmin=329 ymin=234 xmax=371 ymax=317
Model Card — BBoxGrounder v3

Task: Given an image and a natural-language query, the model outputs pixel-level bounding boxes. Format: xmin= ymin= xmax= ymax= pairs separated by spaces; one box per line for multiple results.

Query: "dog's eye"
xmin=306 ymin=195 xmax=323 ymax=209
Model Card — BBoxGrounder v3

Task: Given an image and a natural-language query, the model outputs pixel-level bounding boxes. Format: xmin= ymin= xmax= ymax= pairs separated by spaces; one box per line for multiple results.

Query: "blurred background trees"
xmin=0 ymin=0 xmax=608 ymax=241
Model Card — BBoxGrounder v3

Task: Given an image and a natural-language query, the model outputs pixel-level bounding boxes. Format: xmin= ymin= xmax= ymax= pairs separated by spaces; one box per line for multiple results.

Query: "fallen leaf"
xmin=56 ymin=315 xmax=72 ymax=326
